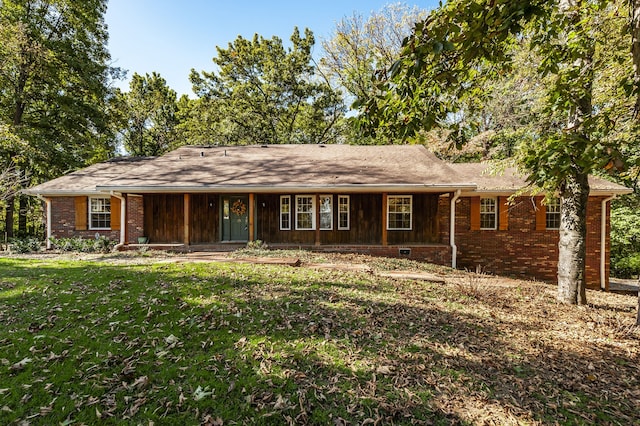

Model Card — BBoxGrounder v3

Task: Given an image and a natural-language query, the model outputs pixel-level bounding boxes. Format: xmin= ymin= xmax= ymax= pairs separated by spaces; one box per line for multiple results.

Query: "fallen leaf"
xmin=193 ymin=386 xmax=213 ymax=401
xmin=10 ymin=357 xmax=32 ymax=371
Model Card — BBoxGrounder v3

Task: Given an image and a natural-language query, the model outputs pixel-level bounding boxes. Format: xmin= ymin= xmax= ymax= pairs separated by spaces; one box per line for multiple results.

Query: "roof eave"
xmin=23 ymin=189 xmax=106 ymax=197
xmin=459 ymin=188 xmax=633 ymax=197
xmin=95 ymin=184 xmax=477 ymax=194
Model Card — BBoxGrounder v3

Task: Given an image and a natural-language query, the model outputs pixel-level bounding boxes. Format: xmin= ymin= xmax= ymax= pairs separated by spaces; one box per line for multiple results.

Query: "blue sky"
xmin=105 ymin=0 xmax=438 ymax=96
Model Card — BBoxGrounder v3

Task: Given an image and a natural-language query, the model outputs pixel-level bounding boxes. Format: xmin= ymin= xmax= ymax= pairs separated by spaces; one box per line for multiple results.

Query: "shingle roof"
xmin=450 ymin=163 xmax=631 ymax=194
xmin=94 ymin=144 xmax=474 ymax=193
xmin=25 ymin=145 xmax=630 ymax=196
xmin=25 ymin=156 xmax=155 ymax=196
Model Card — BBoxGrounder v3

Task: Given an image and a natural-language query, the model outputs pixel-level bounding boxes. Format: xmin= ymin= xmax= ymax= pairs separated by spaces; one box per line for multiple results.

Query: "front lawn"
xmin=0 ymin=254 xmax=638 ymax=425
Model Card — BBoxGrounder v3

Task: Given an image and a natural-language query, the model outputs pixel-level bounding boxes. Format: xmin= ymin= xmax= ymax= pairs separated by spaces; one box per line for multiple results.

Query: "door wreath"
xmin=231 ymin=199 xmax=247 ymax=216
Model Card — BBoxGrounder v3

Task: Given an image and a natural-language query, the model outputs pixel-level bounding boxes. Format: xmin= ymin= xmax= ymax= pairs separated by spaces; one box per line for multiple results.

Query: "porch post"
xmin=183 ymin=193 xmax=190 ymax=246
xmin=249 ymin=193 xmax=255 ymax=242
xmin=382 ymin=193 xmax=388 ymax=246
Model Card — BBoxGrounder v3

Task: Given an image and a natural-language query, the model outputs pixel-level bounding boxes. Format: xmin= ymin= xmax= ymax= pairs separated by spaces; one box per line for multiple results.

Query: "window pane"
xmin=480 ymin=198 xmax=496 ymax=229
xmin=546 ymin=198 xmax=561 ymax=229
xmin=90 ymin=198 xmax=111 ymax=229
xmin=296 ymin=196 xmax=314 ymax=230
xmin=320 ymin=195 xmax=332 ymax=230
xmin=280 ymin=196 xmax=290 ymax=230
xmin=338 ymin=196 xmax=349 ymax=230
xmin=387 ymin=196 xmax=411 ymax=230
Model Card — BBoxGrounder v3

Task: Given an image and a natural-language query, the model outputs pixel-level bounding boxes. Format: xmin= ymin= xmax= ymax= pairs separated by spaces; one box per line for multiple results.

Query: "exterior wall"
xmin=256 ymin=193 xmax=440 ymax=245
xmin=126 ymin=195 xmax=145 ymax=243
xmin=49 ymin=197 xmax=120 ymax=242
xmin=440 ymin=195 xmax=609 ymax=289
xmin=270 ymin=243 xmax=452 ymax=265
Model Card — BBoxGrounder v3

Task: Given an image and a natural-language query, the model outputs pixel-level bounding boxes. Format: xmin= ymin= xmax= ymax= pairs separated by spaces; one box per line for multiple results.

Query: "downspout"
xmin=111 ymin=191 xmax=126 ymax=251
xmin=450 ymin=190 xmax=461 ymax=269
xmin=600 ymin=195 xmax=616 ymax=290
xmin=36 ymin=195 xmax=52 ymax=249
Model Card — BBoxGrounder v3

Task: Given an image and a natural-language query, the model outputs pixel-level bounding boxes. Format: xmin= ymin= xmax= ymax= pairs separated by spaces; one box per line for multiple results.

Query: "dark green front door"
xmin=222 ymin=196 xmax=249 ymax=241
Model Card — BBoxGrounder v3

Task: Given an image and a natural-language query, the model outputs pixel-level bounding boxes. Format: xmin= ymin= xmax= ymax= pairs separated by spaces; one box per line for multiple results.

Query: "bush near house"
xmin=610 ymin=206 xmax=640 ymax=278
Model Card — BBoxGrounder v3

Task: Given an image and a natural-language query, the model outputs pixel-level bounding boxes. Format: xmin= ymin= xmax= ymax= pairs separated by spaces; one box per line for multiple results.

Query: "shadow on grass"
xmin=0 ymin=258 xmax=638 ymax=425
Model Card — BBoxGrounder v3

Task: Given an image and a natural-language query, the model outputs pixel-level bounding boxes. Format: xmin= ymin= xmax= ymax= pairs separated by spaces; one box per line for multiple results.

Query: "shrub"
xmin=49 ymin=236 xmax=116 ymax=253
xmin=9 ymin=237 xmax=42 ymax=253
xmin=610 ymin=206 xmax=640 ymax=278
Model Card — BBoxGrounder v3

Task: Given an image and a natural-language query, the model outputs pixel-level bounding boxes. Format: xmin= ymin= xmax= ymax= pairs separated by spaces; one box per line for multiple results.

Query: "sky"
xmin=104 ymin=0 xmax=439 ymax=97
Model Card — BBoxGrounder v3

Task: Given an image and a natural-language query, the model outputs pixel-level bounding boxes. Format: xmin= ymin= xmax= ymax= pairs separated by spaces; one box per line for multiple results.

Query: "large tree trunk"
xmin=557 ymin=172 xmax=590 ymax=305
xmin=18 ymin=195 xmax=28 ymax=236
xmin=631 ymin=0 xmax=640 ymax=116
xmin=4 ymin=195 xmax=15 ymax=239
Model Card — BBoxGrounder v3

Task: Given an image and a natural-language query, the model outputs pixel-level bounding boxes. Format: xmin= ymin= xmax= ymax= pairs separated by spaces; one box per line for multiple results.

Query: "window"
xmin=295 ymin=195 xmax=315 ymax=230
xmin=387 ymin=195 xmax=412 ymax=230
xmin=280 ymin=196 xmax=291 ymax=230
xmin=89 ymin=197 xmax=111 ymax=230
xmin=546 ymin=198 xmax=561 ymax=230
xmin=319 ymin=195 xmax=333 ymax=230
xmin=338 ymin=195 xmax=350 ymax=230
xmin=480 ymin=198 xmax=497 ymax=230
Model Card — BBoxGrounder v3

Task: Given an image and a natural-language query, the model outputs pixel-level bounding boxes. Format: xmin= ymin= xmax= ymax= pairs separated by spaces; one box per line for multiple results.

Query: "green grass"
xmin=0 ymin=255 xmax=638 ymax=425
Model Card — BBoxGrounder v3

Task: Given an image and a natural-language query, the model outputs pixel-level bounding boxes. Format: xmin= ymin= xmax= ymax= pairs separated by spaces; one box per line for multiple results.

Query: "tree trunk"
xmin=631 ymin=0 xmax=640 ymax=116
xmin=557 ymin=172 xmax=590 ymax=305
xmin=18 ymin=195 xmax=28 ymax=236
xmin=4 ymin=195 xmax=15 ymax=239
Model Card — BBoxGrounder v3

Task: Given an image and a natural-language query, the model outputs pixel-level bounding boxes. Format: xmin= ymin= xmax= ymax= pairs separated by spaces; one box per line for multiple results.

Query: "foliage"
xmin=114 ymin=72 xmax=179 ymax=156
xmin=0 ymin=0 xmax=120 ymax=237
xmin=8 ymin=236 xmax=41 ymax=253
xmin=320 ymin=4 xmax=427 ymax=108
xmin=357 ymin=0 xmax=636 ymax=305
xmin=0 ymin=0 xmax=119 ymax=177
xmin=187 ymin=28 xmax=344 ymax=145
xmin=0 ymin=257 xmax=637 ymax=424
xmin=48 ymin=236 xmax=115 ymax=253
xmin=610 ymin=205 xmax=640 ymax=277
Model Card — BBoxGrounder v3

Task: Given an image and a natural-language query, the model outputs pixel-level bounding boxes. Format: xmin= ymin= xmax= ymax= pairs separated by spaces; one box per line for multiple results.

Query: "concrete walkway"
xmin=610 ymin=278 xmax=639 ymax=294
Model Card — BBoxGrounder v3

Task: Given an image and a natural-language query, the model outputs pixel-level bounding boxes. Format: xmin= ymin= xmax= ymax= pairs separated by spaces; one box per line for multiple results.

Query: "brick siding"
xmin=125 ymin=195 xmax=145 ymax=243
xmin=440 ymin=195 xmax=609 ymax=289
xmin=49 ymin=197 xmax=120 ymax=241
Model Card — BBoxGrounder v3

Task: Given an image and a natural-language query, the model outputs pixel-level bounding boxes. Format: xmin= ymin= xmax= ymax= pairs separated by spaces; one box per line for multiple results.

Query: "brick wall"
xmin=126 ymin=195 xmax=145 ymax=243
xmin=49 ymin=197 xmax=120 ymax=242
xmin=439 ymin=195 xmax=609 ymax=289
xmin=270 ymin=244 xmax=452 ymax=265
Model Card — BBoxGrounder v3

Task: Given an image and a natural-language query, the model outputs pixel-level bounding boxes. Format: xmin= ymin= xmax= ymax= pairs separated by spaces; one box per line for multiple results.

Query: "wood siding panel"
xmin=75 ymin=196 xmax=87 ymax=230
xmin=143 ymin=194 xmax=184 ymax=243
xmin=190 ymin=194 xmax=219 ymax=243
xmin=388 ymin=194 xmax=439 ymax=245
xmin=255 ymin=193 xmax=441 ymax=245
xmin=256 ymin=194 xmax=315 ymax=244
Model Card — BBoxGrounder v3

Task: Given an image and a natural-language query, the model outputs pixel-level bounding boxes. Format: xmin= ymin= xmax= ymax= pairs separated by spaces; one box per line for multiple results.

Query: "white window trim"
xmin=319 ymin=194 xmax=333 ymax=230
xmin=295 ymin=195 xmax=316 ymax=230
xmin=480 ymin=197 xmax=497 ymax=230
xmin=89 ymin=196 xmax=111 ymax=230
xmin=387 ymin=195 xmax=413 ymax=231
xmin=546 ymin=198 xmax=561 ymax=230
xmin=338 ymin=195 xmax=350 ymax=230
xmin=279 ymin=195 xmax=291 ymax=230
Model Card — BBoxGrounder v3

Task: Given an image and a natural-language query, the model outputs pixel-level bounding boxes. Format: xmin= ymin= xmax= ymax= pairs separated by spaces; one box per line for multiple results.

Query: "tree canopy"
xmin=0 ymin=0 xmax=118 ymax=236
xmin=187 ymin=28 xmax=344 ymax=146
xmin=358 ymin=0 xmax=638 ymax=305
xmin=114 ymin=72 xmax=179 ymax=156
